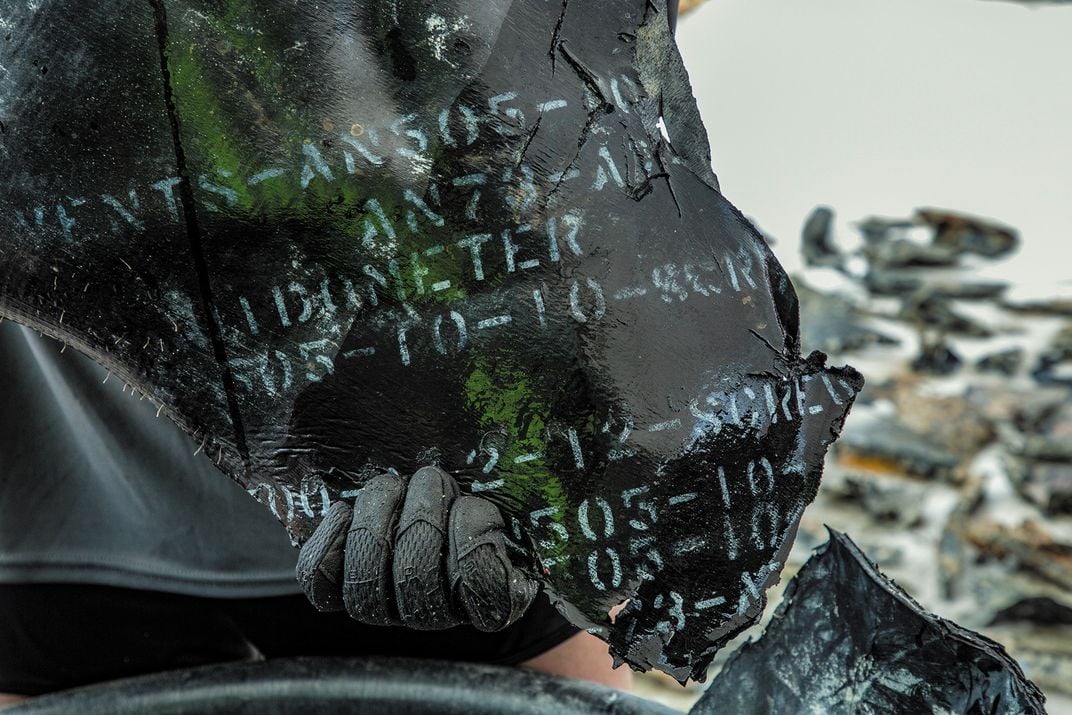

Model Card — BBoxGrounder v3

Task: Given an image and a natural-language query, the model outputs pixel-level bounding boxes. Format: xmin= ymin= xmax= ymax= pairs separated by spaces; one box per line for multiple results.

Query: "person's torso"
xmin=0 ymin=320 xmax=300 ymax=597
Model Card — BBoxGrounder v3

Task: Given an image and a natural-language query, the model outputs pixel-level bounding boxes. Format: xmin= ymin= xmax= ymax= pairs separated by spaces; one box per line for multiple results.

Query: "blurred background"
xmin=639 ymin=0 xmax=1072 ymax=710
xmin=682 ymin=0 xmax=1071 ymax=286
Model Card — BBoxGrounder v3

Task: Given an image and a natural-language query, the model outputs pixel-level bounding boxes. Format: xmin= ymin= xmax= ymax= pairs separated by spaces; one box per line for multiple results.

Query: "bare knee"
xmin=521 ymin=631 xmax=634 ymax=691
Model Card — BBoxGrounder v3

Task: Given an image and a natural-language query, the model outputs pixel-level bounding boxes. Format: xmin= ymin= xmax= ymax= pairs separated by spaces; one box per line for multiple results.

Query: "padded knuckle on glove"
xmin=393 ymin=466 xmax=462 ymax=630
xmin=296 ymin=500 xmax=351 ymax=612
xmin=448 ymin=496 xmax=539 ymax=632
xmin=342 ymin=473 xmax=405 ymax=626
xmin=298 ymin=467 xmax=537 ymax=632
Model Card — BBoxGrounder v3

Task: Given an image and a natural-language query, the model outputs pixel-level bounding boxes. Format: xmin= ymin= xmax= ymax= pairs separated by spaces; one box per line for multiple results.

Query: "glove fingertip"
xmin=296 ymin=500 xmax=352 ymax=612
xmin=449 ymin=513 xmax=540 ymax=632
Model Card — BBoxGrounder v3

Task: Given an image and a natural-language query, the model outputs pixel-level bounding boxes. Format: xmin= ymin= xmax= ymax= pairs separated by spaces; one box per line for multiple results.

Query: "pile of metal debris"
xmin=637 ymin=206 xmax=1069 ymax=711
xmin=791 ymin=206 xmax=1070 ymax=707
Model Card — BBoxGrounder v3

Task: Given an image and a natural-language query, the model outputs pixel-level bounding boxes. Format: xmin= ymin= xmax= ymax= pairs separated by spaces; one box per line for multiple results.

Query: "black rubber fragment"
xmin=696 ymin=530 xmax=1047 ymax=715
xmin=0 ymin=0 xmax=862 ymax=678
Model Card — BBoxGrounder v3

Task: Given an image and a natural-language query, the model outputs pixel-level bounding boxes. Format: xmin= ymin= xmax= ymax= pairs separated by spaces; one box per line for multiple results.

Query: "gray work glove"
xmin=296 ymin=466 xmax=539 ymax=632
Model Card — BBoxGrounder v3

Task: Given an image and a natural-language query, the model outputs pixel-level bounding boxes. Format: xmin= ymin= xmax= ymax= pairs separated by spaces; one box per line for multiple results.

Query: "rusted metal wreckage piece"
xmin=0 ymin=0 xmax=860 ymax=679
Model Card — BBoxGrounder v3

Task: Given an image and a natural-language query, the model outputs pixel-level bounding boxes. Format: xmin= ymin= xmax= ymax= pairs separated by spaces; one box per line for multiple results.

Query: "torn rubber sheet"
xmin=0 ymin=0 xmax=861 ymax=680
xmin=698 ymin=530 xmax=1046 ymax=714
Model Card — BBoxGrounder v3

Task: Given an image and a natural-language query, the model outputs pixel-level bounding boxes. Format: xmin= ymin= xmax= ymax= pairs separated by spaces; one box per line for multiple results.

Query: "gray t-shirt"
xmin=0 ymin=320 xmax=300 ymax=597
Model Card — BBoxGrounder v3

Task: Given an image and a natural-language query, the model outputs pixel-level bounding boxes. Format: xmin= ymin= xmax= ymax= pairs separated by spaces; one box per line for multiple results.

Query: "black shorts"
xmin=0 ymin=583 xmax=579 ymax=696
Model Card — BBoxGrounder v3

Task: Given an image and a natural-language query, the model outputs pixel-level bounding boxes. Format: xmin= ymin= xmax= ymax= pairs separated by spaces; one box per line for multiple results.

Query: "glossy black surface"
xmin=700 ymin=530 xmax=1047 ymax=714
xmin=0 ymin=0 xmax=860 ymax=679
xmin=7 ymin=656 xmax=676 ymax=714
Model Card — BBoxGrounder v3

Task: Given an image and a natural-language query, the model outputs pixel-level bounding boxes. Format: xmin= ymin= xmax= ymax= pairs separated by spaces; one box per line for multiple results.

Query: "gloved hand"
xmin=296 ymin=466 xmax=539 ymax=632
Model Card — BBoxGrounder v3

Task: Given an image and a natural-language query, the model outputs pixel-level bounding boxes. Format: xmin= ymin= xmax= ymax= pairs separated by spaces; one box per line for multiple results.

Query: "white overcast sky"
xmin=678 ymin=0 xmax=1072 ymax=283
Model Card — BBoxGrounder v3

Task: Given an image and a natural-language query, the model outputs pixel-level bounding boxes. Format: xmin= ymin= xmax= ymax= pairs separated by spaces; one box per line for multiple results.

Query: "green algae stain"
xmin=167 ymin=48 xmax=252 ymax=203
xmin=464 ymin=358 xmax=570 ymax=566
xmin=162 ymin=6 xmax=474 ymax=274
